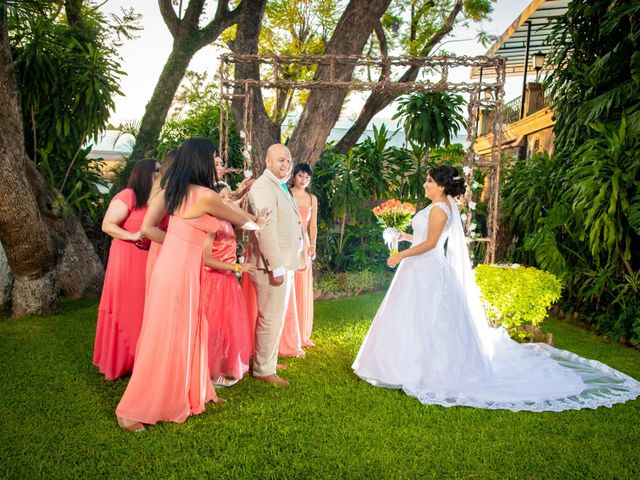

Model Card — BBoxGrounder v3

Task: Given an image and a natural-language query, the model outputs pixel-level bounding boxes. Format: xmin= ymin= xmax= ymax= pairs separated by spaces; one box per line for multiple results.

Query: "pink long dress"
xmin=203 ymin=220 xmax=251 ymax=380
xmin=116 ymin=186 xmax=218 ymax=425
xmin=279 ymin=203 xmax=315 ymax=356
xmin=93 ymin=189 xmax=148 ymax=380
xmin=145 ymin=214 xmax=169 ymax=293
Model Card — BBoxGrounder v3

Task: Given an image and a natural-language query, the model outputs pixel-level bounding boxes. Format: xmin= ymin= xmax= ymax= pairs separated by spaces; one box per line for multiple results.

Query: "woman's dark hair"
xmin=159 ymin=149 xmax=178 ymax=177
xmin=212 ymin=181 xmax=229 ymax=193
xmin=161 ymin=137 xmax=217 ymax=214
xmin=289 ymin=162 xmax=313 ymax=189
xmin=127 ymin=158 xmax=157 ymax=208
xmin=428 ymin=165 xmax=466 ymax=197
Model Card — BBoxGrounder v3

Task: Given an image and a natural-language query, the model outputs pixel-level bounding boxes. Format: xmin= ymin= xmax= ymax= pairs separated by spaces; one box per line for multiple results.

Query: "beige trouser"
xmin=251 ymin=269 xmax=294 ymax=377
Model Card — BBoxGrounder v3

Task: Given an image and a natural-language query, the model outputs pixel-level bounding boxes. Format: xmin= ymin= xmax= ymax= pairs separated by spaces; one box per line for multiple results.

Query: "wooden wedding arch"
xmin=217 ymin=53 xmax=506 ymax=263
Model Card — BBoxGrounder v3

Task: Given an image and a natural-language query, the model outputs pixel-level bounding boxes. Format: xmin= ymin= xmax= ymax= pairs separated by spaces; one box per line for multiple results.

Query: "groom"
xmin=246 ymin=144 xmax=306 ymax=386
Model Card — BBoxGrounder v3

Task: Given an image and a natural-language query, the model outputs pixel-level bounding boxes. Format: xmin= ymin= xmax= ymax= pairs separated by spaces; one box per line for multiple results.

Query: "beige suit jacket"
xmin=247 ymin=170 xmax=306 ymax=272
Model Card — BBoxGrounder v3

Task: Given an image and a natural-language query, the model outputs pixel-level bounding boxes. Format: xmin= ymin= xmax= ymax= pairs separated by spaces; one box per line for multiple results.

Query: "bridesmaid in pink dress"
xmin=116 ymin=138 xmax=268 ymax=432
xmin=279 ymin=163 xmax=318 ymax=356
xmin=203 ymin=186 xmax=255 ymax=386
xmin=93 ymin=159 xmax=160 ymax=380
xmin=144 ymin=149 xmax=177 ymax=290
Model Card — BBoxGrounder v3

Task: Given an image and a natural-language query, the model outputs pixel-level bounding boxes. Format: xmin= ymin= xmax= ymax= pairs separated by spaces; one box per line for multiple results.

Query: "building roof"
xmin=86 ymin=130 xmax=134 ymax=157
xmin=471 ymin=0 xmax=569 ymax=79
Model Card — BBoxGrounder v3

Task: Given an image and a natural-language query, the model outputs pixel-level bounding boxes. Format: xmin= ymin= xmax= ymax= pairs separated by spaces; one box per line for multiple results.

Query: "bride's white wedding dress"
xmin=353 ymin=198 xmax=640 ymax=411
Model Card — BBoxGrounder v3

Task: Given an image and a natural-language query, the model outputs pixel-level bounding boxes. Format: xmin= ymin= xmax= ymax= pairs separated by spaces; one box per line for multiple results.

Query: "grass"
xmin=1 ymin=293 xmax=639 ymax=479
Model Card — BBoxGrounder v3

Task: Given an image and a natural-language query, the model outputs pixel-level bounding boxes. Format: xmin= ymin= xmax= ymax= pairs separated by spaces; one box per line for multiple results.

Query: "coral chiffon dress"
xmin=145 ymin=214 xmax=170 ymax=292
xmin=93 ymin=189 xmax=148 ymax=380
xmin=116 ymin=186 xmax=218 ymax=424
xmin=279 ymin=202 xmax=315 ymax=356
xmin=203 ymin=220 xmax=251 ymax=380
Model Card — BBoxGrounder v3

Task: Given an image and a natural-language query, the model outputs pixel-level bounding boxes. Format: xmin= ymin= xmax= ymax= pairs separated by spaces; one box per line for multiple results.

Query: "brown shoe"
xmin=252 ymin=374 xmax=289 ymax=387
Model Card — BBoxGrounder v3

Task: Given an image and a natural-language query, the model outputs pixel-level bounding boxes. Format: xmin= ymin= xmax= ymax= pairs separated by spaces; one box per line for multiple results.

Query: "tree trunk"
xmin=0 ymin=8 xmax=105 ymax=316
xmin=131 ymin=0 xmax=242 ymax=161
xmin=0 ymin=10 xmax=57 ymax=316
xmin=22 ymin=160 xmax=104 ymax=298
xmin=332 ymin=0 xmax=463 ymax=155
xmin=287 ymin=0 xmax=392 ymax=168
xmin=231 ymin=0 xmax=280 ymax=173
xmin=0 ymin=242 xmax=14 ymax=313
xmin=131 ymin=39 xmax=199 ymax=159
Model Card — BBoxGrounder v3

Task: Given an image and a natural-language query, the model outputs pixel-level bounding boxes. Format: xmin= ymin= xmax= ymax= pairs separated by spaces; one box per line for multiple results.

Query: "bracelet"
xmin=234 ymin=263 xmax=240 ymax=273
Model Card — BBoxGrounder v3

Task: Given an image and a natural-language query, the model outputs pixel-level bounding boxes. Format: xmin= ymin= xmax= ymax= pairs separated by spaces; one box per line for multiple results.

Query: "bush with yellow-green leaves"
xmin=475 ymin=264 xmax=562 ymax=341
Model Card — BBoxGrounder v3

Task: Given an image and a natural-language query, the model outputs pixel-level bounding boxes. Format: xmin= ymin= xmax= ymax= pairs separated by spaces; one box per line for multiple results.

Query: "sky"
xmin=102 ymin=0 xmax=533 ymax=126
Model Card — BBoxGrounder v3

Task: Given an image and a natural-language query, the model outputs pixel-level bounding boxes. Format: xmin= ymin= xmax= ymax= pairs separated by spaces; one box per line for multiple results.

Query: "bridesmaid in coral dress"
xmin=144 ymin=149 xmax=177 ymax=290
xmin=93 ymin=159 xmax=159 ymax=380
xmin=279 ymin=163 xmax=318 ymax=356
xmin=116 ymin=138 xmax=268 ymax=432
xmin=203 ymin=186 xmax=255 ymax=386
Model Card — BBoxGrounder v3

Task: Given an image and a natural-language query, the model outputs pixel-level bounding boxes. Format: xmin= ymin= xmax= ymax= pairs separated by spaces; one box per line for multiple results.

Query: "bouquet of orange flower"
xmin=372 ymin=199 xmax=416 ymax=254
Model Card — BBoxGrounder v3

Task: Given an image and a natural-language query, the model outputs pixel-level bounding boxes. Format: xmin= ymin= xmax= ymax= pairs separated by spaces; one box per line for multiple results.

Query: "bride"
xmin=352 ymin=166 xmax=640 ymax=411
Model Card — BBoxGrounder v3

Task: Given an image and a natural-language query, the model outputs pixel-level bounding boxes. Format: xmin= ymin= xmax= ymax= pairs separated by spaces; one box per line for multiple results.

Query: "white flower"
xmin=239 ymin=130 xmax=246 ymax=139
xmin=382 ymin=227 xmax=399 ymax=249
xmin=463 ymin=166 xmax=472 ymax=176
xmin=246 ymin=144 xmax=253 ymax=153
xmin=465 ymin=237 xmax=473 ymax=244
xmin=469 ymin=222 xmax=477 ymax=231
xmin=472 ymin=181 xmax=480 ymax=189
xmin=243 ymin=169 xmax=253 ymax=178
xmin=460 ymin=213 xmax=468 ymax=222
xmin=468 ymin=201 xmax=477 ymax=210
xmin=242 ymin=149 xmax=251 ymax=160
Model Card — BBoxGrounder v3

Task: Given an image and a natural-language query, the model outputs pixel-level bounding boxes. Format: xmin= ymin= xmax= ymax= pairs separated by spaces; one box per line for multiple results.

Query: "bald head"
xmin=265 ymin=144 xmax=292 ymax=181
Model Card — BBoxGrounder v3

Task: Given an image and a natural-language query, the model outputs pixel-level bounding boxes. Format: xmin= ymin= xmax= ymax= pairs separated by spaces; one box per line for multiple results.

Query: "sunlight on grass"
xmin=1 ymin=294 xmax=639 ymax=479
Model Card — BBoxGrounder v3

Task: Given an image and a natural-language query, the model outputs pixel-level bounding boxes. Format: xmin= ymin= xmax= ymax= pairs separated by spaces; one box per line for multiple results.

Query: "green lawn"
xmin=1 ymin=293 xmax=639 ymax=479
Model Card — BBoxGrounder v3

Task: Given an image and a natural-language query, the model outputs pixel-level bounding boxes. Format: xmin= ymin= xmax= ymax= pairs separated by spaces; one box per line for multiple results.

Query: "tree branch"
xmin=158 ymin=0 xmax=181 ymax=38
xmin=418 ymin=0 xmax=462 ymax=57
xmin=64 ymin=0 xmax=83 ymax=30
xmin=182 ymin=0 xmax=206 ymax=28
xmin=333 ymin=0 xmax=463 ymax=154
xmin=197 ymin=0 xmax=242 ymax=48
xmin=373 ymin=20 xmax=388 ymax=57
xmin=373 ymin=19 xmax=389 ymax=80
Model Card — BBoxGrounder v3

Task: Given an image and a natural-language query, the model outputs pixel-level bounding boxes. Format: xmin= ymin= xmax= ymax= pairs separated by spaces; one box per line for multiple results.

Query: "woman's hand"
xmin=398 ymin=231 xmax=412 ymax=242
xmin=386 ymin=252 xmax=403 ymax=268
xmin=129 ymin=230 xmax=143 ymax=242
xmin=308 ymin=245 xmax=316 ymax=260
xmin=236 ymin=178 xmax=255 ymax=197
xmin=238 ymin=263 xmax=256 ymax=274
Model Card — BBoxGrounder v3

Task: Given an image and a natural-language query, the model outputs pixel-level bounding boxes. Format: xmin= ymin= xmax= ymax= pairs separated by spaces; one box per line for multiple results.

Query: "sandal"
xmin=117 ymin=416 xmax=145 ymax=433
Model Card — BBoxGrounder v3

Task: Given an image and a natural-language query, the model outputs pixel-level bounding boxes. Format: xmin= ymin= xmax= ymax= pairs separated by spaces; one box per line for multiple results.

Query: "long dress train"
xmin=116 ymin=186 xmax=218 ymax=424
xmin=353 ymin=198 xmax=640 ymax=411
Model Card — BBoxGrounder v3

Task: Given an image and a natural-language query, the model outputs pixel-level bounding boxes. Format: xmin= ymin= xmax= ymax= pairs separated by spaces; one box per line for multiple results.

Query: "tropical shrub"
xmin=499 ymin=0 xmax=640 ymax=343
xmin=9 ymin=3 xmax=138 ymax=219
xmin=547 ymin=0 xmax=640 ymax=152
xmin=475 ymin=264 xmax=562 ymax=341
